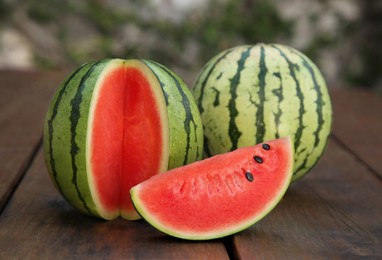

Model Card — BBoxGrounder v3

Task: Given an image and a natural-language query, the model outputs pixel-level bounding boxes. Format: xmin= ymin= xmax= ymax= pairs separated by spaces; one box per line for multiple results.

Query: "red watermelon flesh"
xmin=89 ymin=62 xmax=169 ymax=219
xmin=130 ymin=136 xmax=293 ymax=240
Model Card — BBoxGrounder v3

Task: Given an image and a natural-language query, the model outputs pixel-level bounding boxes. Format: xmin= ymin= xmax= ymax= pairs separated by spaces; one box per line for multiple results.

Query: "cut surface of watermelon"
xmin=88 ymin=60 xmax=169 ymax=220
xmin=130 ymin=136 xmax=294 ymax=240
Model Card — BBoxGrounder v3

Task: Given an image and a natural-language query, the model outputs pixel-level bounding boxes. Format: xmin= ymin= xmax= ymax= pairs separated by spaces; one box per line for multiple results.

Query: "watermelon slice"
xmin=130 ymin=136 xmax=294 ymax=240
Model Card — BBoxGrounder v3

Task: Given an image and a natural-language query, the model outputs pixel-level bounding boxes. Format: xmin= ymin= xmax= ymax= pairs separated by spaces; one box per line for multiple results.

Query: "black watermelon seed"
xmin=262 ymin=143 xmax=270 ymax=150
xmin=254 ymin=156 xmax=263 ymax=163
xmin=246 ymin=172 xmax=254 ymax=182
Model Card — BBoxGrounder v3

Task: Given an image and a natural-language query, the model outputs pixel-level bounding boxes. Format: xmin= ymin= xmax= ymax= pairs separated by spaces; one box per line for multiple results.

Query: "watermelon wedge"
xmin=130 ymin=136 xmax=294 ymax=240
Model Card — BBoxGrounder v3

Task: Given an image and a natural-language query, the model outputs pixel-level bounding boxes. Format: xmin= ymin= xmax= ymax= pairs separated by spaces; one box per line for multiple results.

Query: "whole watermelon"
xmin=192 ymin=43 xmax=332 ymax=182
xmin=44 ymin=59 xmax=203 ymax=220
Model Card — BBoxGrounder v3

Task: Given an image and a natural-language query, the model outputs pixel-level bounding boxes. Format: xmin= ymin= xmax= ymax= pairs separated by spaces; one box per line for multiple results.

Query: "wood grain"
xmin=230 ymin=137 xmax=382 ymax=259
xmin=1 ymin=71 xmax=382 ymax=259
xmin=0 ymin=70 xmax=65 ymax=212
xmin=0 ymin=149 xmax=229 ymax=259
xmin=330 ymin=88 xmax=382 ymax=179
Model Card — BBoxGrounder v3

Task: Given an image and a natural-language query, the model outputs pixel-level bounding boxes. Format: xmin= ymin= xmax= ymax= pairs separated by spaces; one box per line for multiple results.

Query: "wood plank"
xmin=0 ymin=149 xmax=229 ymax=259
xmin=0 ymin=70 xmax=65 ymax=212
xmin=230 ymin=137 xmax=382 ymax=259
xmin=330 ymin=88 xmax=382 ymax=178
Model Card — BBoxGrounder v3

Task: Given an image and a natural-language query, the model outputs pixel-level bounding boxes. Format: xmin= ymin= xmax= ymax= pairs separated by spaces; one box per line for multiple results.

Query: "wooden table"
xmin=0 ymin=70 xmax=381 ymax=259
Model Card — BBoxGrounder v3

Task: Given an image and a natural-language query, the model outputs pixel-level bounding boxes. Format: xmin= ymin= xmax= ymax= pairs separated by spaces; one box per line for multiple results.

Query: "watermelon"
xmin=43 ymin=59 xmax=203 ymax=220
xmin=192 ymin=43 xmax=332 ymax=182
xmin=130 ymin=136 xmax=293 ymax=240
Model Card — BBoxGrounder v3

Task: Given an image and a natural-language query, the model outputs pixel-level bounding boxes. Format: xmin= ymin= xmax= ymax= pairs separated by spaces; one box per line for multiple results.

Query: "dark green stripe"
xmin=272 ymin=72 xmax=284 ymax=138
xmin=292 ymin=47 xmax=328 ymax=177
xmin=148 ymin=67 xmax=169 ymax=107
xmin=228 ymin=47 xmax=251 ymax=150
xmin=47 ymin=64 xmax=88 ymax=196
xmin=144 ymin=60 xmax=170 ymax=107
xmin=271 ymin=45 xmax=306 ymax=154
xmin=203 ymin=136 xmax=212 ymax=157
xmin=196 ymin=49 xmax=233 ymax=114
xmin=211 ymin=87 xmax=220 ymax=106
xmin=300 ymin=56 xmax=325 ymax=147
xmin=69 ymin=61 xmax=102 ymax=214
xmin=148 ymin=61 xmax=200 ymax=164
xmin=255 ymin=45 xmax=268 ymax=144
xmin=294 ymin=156 xmax=309 ymax=176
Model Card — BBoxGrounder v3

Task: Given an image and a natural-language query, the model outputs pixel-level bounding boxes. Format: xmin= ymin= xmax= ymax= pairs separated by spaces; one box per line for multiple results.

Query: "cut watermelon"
xmin=130 ymin=136 xmax=294 ymax=240
xmin=43 ymin=59 xmax=203 ymax=220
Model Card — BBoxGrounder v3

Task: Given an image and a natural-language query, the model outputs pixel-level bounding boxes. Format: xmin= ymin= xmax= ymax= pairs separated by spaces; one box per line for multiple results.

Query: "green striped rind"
xmin=143 ymin=60 xmax=203 ymax=169
xmin=43 ymin=60 xmax=110 ymax=217
xmin=192 ymin=48 xmax=234 ymax=157
xmin=193 ymin=43 xmax=332 ymax=182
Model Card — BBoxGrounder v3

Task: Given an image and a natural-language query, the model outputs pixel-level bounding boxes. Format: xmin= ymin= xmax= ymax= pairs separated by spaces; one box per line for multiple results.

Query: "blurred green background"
xmin=0 ymin=0 xmax=381 ymax=91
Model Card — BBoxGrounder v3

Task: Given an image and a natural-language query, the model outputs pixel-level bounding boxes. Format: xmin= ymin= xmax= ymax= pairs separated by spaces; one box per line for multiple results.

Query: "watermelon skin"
xmin=44 ymin=60 xmax=108 ymax=218
xmin=192 ymin=44 xmax=332 ymax=182
xmin=130 ymin=137 xmax=293 ymax=240
xmin=43 ymin=59 xmax=203 ymax=220
xmin=143 ymin=60 xmax=203 ymax=169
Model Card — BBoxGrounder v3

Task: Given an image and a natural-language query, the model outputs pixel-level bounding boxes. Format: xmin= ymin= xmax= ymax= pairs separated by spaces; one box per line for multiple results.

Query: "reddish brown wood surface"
xmin=0 ymin=150 xmax=229 ymax=259
xmin=330 ymin=88 xmax=382 ymax=179
xmin=0 ymin=70 xmax=65 ymax=212
xmin=0 ymin=71 xmax=381 ymax=259
xmin=0 ymin=70 xmax=229 ymax=259
xmin=230 ymin=138 xmax=382 ymax=259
